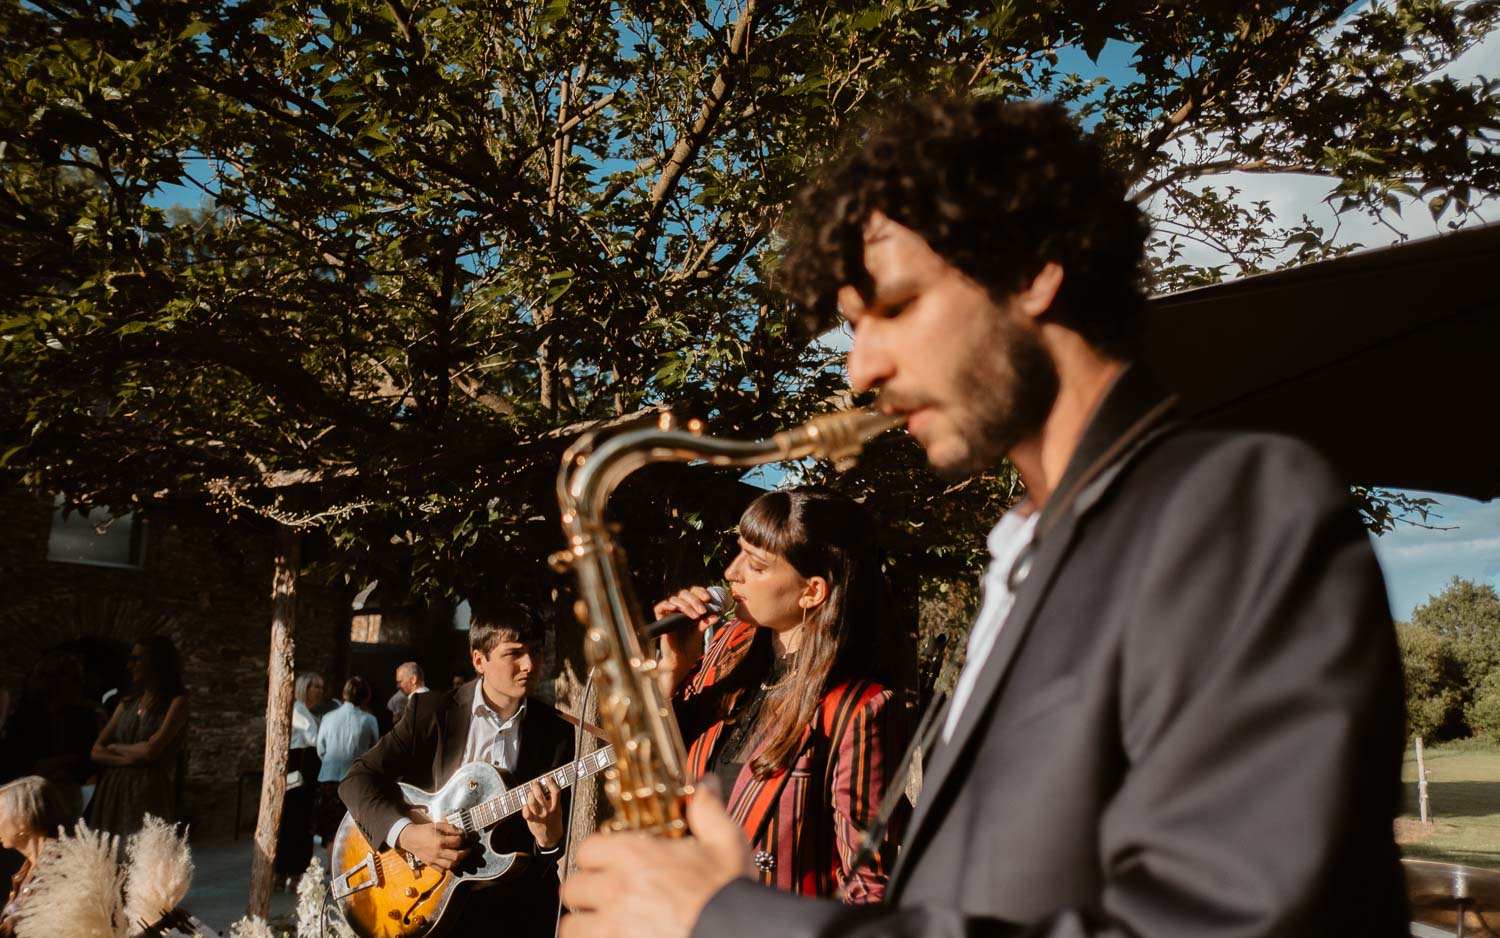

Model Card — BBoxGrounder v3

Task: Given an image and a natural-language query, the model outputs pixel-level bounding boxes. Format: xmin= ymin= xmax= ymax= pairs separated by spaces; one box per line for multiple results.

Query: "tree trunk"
xmin=247 ymin=524 xmax=300 ymax=918
xmin=1415 ymin=734 xmax=1432 ymax=826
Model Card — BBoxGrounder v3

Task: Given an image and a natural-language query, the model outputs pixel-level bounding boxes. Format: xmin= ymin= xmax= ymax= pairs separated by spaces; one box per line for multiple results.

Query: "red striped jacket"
xmin=675 ymin=619 xmax=909 ymax=903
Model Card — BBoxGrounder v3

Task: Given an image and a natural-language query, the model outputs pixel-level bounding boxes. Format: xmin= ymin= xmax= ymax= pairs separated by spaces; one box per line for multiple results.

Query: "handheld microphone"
xmin=644 ymin=585 xmax=732 ymax=639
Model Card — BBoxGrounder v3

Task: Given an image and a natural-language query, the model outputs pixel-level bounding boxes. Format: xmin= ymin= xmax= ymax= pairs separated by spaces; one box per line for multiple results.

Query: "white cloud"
xmin=1386 ymin=534 xmax=1500 ymax=561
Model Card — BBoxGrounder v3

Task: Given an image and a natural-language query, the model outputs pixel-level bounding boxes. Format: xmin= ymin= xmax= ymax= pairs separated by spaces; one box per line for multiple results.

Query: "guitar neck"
xmin=458 ymin=745 xmax=616 ymax=833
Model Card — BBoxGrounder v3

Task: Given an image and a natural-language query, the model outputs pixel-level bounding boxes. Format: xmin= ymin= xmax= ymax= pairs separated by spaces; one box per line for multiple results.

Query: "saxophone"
xmin=551 ymin=409 xmax=900 ymax=836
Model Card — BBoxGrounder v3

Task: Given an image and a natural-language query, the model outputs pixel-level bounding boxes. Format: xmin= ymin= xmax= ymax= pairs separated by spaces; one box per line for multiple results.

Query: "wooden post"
xmin=560 ymin=663 xmax=605 ymax=875
xmin=1415 ymin=734 xmax=1432 ymax=827
xmin=247 ymin=524 xmax=300 ymax=918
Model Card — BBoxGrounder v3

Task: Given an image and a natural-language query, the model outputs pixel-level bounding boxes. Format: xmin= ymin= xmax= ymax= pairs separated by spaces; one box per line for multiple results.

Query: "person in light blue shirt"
xmin=315 ymin=676 xmax=379 ymax=849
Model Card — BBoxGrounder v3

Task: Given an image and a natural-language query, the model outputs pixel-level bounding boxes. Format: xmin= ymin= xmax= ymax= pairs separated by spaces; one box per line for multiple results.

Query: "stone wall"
xmin=0 ymin=491 xmax=348 ymax=833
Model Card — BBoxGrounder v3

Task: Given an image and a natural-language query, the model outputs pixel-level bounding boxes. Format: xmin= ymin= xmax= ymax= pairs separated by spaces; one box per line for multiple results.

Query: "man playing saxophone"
xmin=559 ymin=94 xmax=1407 ymax=938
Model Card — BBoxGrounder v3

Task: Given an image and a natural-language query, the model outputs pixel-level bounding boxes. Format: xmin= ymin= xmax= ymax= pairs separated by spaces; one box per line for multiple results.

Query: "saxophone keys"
xmin=548 ymin=550 xmax=574 ymax=573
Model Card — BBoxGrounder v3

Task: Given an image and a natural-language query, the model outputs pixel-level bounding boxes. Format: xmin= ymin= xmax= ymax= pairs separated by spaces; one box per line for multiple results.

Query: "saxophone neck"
xmin=558 ymin=408 xmax=901 ymax=531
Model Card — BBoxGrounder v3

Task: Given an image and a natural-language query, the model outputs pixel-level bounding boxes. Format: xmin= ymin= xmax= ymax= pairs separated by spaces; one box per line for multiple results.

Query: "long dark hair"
xmin=720 ymin=488 xmax=905 ymax=778
xmin=132 ymin=634 xmax=186 ymax=710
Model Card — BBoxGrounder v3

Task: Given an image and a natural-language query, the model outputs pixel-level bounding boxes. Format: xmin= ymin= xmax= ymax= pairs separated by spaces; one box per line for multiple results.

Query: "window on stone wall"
xmin=349 ymin=612 xmax=385 ymax=643
xmin=46 ymin=501 xmax=146 ymax=569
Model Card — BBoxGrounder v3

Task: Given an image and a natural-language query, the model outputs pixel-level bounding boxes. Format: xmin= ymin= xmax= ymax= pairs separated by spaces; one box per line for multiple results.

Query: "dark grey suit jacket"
xmin=696 ymin=367 xmax=1407 ymax=937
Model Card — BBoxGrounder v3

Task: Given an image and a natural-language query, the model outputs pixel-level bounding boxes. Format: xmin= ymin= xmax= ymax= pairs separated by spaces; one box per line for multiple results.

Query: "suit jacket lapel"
xmin=513 ymin=701 xmax=554 ymax=784
xmin=895 ymin=518 xmax=1080 ymax=869
xmin=438 ymin=680 xmax=475 ymax=784
xmin=725 ymin=722 xmax=809 ymax=838
xmin=894 ymin=367 xmax=1179 ymax=884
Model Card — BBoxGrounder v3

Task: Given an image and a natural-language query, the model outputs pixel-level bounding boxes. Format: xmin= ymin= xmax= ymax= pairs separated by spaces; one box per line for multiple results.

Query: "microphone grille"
xmin=705 ymin=585 xmax=733 ymax=615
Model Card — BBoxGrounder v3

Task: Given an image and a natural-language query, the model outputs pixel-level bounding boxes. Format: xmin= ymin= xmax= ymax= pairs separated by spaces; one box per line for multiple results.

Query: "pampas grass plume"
xmin=292 ymin=856 xmax=355 ymax=938
xmin=227 ymin=915 xmax=276 ymax=938
xmin=124 ymin=814 xmax=194 ymax=930
xmin=14 ymin=821 xmax=127 ymax=938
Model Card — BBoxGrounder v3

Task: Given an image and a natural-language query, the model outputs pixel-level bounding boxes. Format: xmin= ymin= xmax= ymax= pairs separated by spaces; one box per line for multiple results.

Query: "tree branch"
xmin=630 ymin=0 xmax=765 ymax=257
xmin=1133 ymin=157 xmax=1321 ymax=203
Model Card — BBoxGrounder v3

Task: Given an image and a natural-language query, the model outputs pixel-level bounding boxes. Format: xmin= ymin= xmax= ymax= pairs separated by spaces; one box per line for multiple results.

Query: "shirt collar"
xmin=473 ymin=693 xmax=527 ymax=731
xmin=986 ymin=505 xmax=1039 ymax=562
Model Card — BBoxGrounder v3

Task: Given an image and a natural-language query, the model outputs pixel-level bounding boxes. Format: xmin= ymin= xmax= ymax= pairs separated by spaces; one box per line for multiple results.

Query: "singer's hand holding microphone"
xmin=650 ymin=585 xmax=731 ymax=692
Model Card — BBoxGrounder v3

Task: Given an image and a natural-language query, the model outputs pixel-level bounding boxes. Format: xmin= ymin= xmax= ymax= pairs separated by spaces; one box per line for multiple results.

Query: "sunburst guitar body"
xmin=330 ymin=746 xmax=615 ymax=938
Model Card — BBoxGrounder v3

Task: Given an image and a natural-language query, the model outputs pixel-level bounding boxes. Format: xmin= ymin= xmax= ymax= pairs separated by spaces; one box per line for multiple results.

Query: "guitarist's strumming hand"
xmin=522 ymin=777 xmax=563 ymax=849
xmin=396 ymin=819 xmax=469 ymax=872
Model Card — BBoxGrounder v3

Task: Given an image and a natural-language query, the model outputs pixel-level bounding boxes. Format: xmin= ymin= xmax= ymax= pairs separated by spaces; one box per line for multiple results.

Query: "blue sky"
xmin=1371 ymin=495 xmax=1500 ymax=620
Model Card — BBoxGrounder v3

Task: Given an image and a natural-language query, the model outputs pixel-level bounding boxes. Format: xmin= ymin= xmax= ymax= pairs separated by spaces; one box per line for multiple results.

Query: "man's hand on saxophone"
xmin=560 ymin=777 xmax=753 ymax=938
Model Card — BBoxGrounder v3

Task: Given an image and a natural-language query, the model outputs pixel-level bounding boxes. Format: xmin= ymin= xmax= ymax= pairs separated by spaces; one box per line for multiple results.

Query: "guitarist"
xmin=341 ymin=600 xmax=575 ymax=936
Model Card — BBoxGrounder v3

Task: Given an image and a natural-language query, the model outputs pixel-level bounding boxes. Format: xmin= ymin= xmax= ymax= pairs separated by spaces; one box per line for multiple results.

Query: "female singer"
xmin=655 ymin=487 xmax=910 ymax=903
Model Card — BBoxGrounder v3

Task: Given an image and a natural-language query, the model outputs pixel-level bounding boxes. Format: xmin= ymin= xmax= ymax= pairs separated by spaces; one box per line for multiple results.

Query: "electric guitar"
xmin=329 ymin=744 xmax=616 ymax=938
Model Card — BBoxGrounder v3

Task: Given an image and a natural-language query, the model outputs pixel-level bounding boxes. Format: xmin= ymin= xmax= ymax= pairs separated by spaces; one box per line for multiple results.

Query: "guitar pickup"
xmin=329 ymin=852 xmax=381 ymax=899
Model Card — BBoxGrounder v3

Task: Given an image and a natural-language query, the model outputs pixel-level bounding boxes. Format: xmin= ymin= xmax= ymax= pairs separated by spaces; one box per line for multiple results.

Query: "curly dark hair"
xmin=778 ymin=95 xmax=1151 ymax=360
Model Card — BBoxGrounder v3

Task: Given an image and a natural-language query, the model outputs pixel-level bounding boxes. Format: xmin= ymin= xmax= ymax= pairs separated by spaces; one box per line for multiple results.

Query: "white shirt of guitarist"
xmin=463 ymin=695 xmax=526 ymax=771
xmin=385 ymin=696 xmax=527 ymax=850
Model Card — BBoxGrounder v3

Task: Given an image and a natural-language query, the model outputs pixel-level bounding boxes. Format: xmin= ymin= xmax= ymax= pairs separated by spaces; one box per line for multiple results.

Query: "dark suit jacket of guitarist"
xmin=340 ymin=678 xmax=576 ymax=937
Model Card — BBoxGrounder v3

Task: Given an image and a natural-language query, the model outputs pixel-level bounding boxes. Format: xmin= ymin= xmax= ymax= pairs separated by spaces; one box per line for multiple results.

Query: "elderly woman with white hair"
xmin=274 ymin=670 xmax=324 ymax=888
xmin=0 ymin=775 xmax=74 ymax=936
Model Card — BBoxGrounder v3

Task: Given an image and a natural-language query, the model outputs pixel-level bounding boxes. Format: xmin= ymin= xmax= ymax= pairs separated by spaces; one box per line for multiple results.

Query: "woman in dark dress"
xmin=655 ymin=488 xmax=912 ymax=902
xmin=87 ymin=636 xmax=189 ymax=838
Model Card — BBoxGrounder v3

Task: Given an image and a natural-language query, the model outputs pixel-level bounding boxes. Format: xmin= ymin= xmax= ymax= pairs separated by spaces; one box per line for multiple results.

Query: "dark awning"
xmin=1148 ymin=223 xmax=1500 ymax=501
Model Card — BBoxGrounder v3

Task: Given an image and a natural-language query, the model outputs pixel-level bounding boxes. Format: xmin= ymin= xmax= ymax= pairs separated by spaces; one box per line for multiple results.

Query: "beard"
xmin=930 ymin=311 xmax=1059 ymax=480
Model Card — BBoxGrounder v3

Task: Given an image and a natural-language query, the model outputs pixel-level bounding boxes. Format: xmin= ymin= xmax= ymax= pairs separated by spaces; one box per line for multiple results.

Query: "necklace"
xmin=758 ymin=652 xmax=794 ymax=692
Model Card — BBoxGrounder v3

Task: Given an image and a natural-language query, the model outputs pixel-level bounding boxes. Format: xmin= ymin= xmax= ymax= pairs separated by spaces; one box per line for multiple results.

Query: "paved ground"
xmin=182 ymin=831 xmax=304 ymax=933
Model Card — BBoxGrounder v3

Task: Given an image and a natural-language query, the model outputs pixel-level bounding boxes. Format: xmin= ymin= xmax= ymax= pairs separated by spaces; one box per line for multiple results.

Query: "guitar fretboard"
xmin=457 ymin=745 xmax=616 ymax=833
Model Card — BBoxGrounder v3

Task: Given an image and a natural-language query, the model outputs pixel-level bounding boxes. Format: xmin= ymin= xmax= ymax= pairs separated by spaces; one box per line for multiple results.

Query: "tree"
xmin=1395 ymin=620 xmax=1463 ymax=741
xmin=3 ymin=0 xmax=1497 ymax=600
xmin=1410 ymin=576 xmax=1500 ymax=731
xmin=4 ymin=3 xmax=1498 ymax=898
xmin=1469 ymin=670 xmax=1500 ymax=743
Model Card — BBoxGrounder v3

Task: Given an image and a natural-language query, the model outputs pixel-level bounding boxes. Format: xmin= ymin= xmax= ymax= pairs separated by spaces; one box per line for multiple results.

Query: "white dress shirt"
xmin=942 ymin=507 xmax=1040 ymax=744
xmin=463 ymin=695 xmax=526 ymax=771
xmin=291 ymin=701 xmax=320 ymax=749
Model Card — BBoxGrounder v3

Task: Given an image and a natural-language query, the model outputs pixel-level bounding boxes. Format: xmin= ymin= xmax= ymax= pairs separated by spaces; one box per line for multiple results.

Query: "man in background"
xmin=396 ymin=661 xmax=429 ymax=699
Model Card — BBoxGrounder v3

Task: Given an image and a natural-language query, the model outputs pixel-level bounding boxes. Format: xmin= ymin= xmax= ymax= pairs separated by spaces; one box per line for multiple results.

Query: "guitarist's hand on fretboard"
xmin=396 ymin=819 xmax=470 ymax=872
xmin=521 ymin=777 xmax=564 ymax=849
